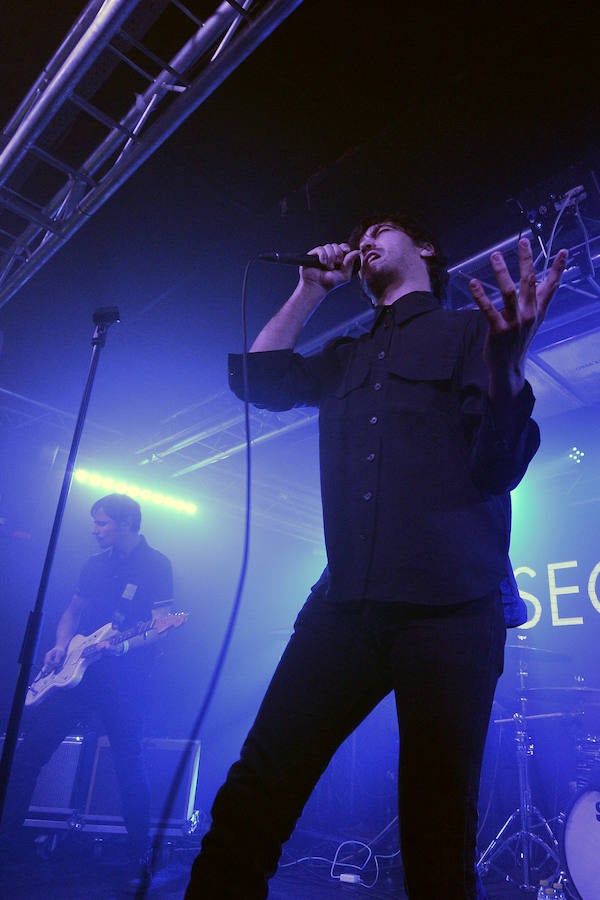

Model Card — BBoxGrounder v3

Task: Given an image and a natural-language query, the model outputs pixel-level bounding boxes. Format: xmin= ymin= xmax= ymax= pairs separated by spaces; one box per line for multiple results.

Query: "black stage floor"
xmin=0 ymin=828 xmax=547 ymax=899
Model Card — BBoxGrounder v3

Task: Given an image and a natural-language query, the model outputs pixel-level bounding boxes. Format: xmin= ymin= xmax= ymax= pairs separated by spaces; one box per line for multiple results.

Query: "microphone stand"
xmin=0 ymin=307 xmax=120 ymax=824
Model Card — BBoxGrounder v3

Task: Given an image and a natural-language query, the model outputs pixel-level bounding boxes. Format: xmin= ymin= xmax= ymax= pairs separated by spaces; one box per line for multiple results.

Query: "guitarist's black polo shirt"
xmin=77 ymin=534 xmax=173 ymax=635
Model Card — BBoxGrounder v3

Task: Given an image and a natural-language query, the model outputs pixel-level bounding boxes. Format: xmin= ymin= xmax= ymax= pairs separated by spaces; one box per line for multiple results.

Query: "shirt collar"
xmin=108 ymin=533 xmax=146 ymax=561
xmin=372 ymin=291 xmax=440 ymax=331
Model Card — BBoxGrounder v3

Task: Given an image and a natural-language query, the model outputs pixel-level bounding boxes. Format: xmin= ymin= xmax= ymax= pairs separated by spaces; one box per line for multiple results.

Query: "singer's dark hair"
xmin=91 ymin=493 xmax=142 ymax=532
xmin=348 ymin=212 xmax=448 ymax=302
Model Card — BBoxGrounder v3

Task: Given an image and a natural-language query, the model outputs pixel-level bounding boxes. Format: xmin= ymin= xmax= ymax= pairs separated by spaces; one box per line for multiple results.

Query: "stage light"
xmin=74 ymin=468 xmax=198 ymax=515
xmin=568 ymin=446 xmax=585 ymax=464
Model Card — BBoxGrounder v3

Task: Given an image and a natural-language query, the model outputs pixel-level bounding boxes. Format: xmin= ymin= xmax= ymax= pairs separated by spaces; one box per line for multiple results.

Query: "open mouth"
xmin=364 ymin=251 xmax=380 ymax=266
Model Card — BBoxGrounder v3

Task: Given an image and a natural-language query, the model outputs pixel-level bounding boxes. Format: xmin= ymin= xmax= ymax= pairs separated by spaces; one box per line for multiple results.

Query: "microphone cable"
xmin=137 ymin=257 xmax=257 ymax=899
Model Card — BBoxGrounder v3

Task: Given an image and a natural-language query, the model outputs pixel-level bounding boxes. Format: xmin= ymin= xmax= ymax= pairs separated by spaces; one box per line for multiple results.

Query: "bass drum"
xmin=562 ymin=788 xmax=600 ymax=900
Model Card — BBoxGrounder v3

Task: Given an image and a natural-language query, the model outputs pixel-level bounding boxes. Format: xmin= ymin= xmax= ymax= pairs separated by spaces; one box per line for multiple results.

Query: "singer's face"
xmin=358 ymin=222 xmax=427 ymax=296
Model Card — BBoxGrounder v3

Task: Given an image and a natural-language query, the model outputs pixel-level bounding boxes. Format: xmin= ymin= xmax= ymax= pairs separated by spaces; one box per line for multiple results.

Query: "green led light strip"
xmin=74 ymin=468 xmax=197 ymax=515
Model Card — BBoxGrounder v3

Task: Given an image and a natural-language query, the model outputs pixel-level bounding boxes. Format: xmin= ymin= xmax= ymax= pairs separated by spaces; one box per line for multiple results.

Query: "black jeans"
xmin=1 ymin=658 xmax=150 ymax=854
xmin=186 ymin=590 xmax=506 ymax=899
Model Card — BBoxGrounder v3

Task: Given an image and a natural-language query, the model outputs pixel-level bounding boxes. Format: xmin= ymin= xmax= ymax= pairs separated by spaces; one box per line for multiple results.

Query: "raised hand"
xmin=468 ymin=238 xmax=568 ymax=397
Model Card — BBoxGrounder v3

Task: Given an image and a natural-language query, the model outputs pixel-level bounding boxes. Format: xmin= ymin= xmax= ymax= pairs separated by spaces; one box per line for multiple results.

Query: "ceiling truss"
xmin=0 ymin=0 xmax=304 ymax=309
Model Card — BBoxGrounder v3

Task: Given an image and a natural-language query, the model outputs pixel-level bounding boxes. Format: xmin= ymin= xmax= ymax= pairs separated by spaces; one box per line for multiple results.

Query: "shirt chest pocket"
xmin=325 ymin=347 xmax=459 ymax=418
xmin=385 ymin=353 xmax=458 ymax=415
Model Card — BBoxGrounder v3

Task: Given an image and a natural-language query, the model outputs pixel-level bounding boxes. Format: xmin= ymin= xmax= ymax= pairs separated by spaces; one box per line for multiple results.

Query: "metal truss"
xmin=191 ymin=461 xmax=324 ymax=542
xmin=0 ymin=0 xmax=304 ymax=308
xmin=0 ymin=387 xmax=123 ymax=444
xmin=137 ymin=189 xmax=600 ymax=478
xmin=137 ymin=391 xmax=320 ymax=475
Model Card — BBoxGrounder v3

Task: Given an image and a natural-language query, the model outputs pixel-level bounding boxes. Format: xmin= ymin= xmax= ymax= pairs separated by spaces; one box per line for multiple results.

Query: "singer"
xmin=185 ymin=213 xmax=568 ymax=899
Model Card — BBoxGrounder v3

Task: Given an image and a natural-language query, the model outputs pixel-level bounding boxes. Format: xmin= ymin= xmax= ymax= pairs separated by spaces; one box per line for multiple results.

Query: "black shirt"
xmin=229 ymin=292 xmax=537 ymax=615
xmin=76 ymin=535 xmax=173 ymax=676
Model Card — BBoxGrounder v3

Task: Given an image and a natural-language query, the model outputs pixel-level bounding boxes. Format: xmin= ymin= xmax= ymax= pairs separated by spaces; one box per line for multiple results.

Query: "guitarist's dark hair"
xmin=91 ymin=493 xmax=142 ymax=531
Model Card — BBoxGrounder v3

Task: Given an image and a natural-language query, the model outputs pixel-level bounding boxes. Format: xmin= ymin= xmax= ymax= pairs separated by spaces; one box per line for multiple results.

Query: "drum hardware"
xmin=554 ymin=732 xmax=600 ymax=899
xmin=573 ymin=734 xmax=600 ymax=793
xmin=505 ymin=643 xmax=570 ymax=662
xmin=513 ymin=684 xmax=600 ymax=899
xmin=477 ymin=639 xmax=562 ymax=892
xmin=523 ymin=687 xmax=600 ymax=699
xmin=559 ymin=786 xmax=600 ymax=900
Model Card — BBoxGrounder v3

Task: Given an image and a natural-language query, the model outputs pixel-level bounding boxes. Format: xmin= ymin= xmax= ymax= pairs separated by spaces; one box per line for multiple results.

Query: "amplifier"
xmin=84 ymin=736 xmax=201 ymax=832
xmin=30 ymin=733 xmax=94 ymax=813
xmin=1 ymin=733 xmax=94 ymax=822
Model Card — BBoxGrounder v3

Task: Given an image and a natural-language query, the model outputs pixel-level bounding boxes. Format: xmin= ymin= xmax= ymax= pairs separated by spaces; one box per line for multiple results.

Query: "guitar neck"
xmin=109 ymin=619 xmax=155 ymax=646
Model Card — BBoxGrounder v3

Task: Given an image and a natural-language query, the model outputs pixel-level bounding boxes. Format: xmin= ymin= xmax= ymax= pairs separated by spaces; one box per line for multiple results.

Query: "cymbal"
xmin=506 ymin=643 xmax=569 ymax=661
xmin=524 ymin=686 xmax=600 ymax=696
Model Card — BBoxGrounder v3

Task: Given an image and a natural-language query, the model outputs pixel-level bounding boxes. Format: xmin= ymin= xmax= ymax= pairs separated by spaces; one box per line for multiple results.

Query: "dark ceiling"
xmin=3 ymin=1 xmax=598 ymax=248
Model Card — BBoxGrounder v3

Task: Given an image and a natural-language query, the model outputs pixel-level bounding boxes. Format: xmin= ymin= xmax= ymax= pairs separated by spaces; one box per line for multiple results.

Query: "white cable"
xmin=280 ymin=835 xmax=402 ymax=889
xmin=541 ymin=187 xmax=580 ymax=278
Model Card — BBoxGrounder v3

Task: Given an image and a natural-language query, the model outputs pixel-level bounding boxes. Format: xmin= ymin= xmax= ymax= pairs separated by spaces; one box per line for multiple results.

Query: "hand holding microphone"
xmin=250 ymin=242 xmax=362 ymax=352
xmin=259 ymin=242 xmax=361 ymax=291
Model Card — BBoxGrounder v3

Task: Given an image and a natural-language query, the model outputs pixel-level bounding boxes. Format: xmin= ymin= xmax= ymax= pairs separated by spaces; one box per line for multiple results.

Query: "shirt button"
xmin=363 ymin=491 xmax=373 ymax=501
xmin=367 ymin=453 xmax=375 ymax=462
xmin=369 ymin=416 xmax=378 ymax=425
xmin=378 ymin=351 xmax=385 ymax=359
xmin=374 ymin=382 xmax=382 ymax=391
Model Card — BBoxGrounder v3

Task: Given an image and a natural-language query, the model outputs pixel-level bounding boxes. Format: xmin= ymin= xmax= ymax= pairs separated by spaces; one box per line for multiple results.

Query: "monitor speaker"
xmin=84 ymin=736 xmax=200 ymax=829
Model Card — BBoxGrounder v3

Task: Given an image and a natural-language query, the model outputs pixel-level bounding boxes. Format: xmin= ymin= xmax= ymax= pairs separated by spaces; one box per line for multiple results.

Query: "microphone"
xmin=257 ymin=251 xmax=362 ymax=274
xmin=257 ymin=251 xmax=328 ymax=269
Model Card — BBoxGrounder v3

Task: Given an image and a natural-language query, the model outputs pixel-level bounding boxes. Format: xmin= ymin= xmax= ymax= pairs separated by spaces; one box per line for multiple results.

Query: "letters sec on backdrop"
xmin=515 ymin=560 xmax=600 ymax=629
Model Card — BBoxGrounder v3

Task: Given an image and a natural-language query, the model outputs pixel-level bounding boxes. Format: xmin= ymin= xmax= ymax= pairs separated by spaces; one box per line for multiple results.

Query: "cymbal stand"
xmin=477 ymin=648 xmax=561 ymax=892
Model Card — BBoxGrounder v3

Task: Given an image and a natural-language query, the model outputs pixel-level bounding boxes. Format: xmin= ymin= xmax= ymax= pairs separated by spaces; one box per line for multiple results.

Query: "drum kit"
xmin=477 ymin=636 xmax=600 ymax=898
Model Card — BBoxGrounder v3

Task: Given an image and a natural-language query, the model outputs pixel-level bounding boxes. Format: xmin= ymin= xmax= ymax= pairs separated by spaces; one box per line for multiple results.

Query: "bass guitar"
xmin=25 ymin=612 xmax=188 ymax=707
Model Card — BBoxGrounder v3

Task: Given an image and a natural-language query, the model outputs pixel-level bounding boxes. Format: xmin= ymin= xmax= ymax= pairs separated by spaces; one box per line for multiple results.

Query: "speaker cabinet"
xmin=1 ymin=733 xmax=94 ymax=823
xmin=30 ymin=734 xmax=94 ymax=813
xmin=84 ymin=736 xmax=200 ymax=832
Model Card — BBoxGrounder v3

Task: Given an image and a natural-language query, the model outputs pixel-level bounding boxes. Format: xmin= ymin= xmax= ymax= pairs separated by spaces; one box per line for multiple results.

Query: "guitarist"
xmin=1 ymin=493 xmax=173 ymax=882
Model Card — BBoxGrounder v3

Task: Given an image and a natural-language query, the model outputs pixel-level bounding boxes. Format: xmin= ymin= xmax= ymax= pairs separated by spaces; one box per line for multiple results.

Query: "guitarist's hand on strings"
xmin=95 ymin=636 xmax=128 ymax=656
xmin=43 ymin=645 xmax=67 ymax=671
